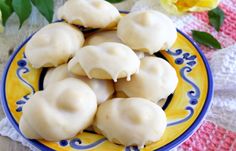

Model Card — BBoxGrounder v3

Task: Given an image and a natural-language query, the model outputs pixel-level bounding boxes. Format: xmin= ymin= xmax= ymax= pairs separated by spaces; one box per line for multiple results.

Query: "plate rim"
xmin=157 ymin=29 xmax=214 ymax=150
xmin=0 ymin=29 xmax=213 ymax=151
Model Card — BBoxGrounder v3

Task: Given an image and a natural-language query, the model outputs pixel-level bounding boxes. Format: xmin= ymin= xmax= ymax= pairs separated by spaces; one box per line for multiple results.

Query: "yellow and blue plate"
xmin=1 ymin=19 xmax=213 ymax=150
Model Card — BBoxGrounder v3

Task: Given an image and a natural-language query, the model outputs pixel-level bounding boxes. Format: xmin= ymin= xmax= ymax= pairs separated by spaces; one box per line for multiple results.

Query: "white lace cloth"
xmin=207 ymin=44 xmax=236 ymax=132
xmin=1 ymin=0 xmax=236 ymax=150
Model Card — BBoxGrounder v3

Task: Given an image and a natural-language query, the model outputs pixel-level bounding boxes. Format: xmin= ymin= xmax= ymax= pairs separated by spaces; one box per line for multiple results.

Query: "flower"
xmin=160 ymin=0 xmax=221 ymax=14
xmin=0 ymin=10 xmax=3 ymax=32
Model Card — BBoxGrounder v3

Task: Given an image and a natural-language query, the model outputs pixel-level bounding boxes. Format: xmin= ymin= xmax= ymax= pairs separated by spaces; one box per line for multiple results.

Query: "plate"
xmin=1 ymin=19 xmax=213 ymax=150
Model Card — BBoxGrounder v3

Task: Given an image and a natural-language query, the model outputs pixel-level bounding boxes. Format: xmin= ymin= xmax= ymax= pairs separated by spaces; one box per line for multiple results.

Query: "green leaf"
xmin=4 ymin=0 xmax=12 ymax=6
xmin=106 ymin=0 xmax=125 ymax=3
xmin=12 ymin=0 xmax=32 ymax=28
xmin=192 ymin=30 xmax=221 ymax=49
xmin=0 ymin=0 xmax=13 ymax=26
xmin=208 ymin=7 xmax=224 ymax=31
xmin=31 ymin=0 xmax=54 ymax=23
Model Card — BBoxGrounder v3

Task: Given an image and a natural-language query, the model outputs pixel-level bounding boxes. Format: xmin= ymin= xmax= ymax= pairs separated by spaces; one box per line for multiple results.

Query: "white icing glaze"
xmin=69 ymin=42 xmax=140 ymax=82
xmin=77 ymin=76 xmax=114 ymax=104
xmin=44 ymin=64 xmax=114 ymax=104
xmin=19 ymin=78 xmax=97 ymax=141
xmin=85 ymin=30 xmax=122 ymax=45
xmin=43 ymin=64 xmax=71 ymax=88
xmin=85 ymin=30 xmax=145 ymax=59
xmin=115 ymin=57 xmax=178 ymax=103
xmin=94 ymin=97 xmax=167 ymax=148
xmin=68 ymin=57 xmax=86 ymax=76
xmin=135 ymin=51 xmax=145 ymax=59
xmin=25 ymin=22 xmax=84 ymax=68
xmin=57 ymin=0 xmax=120 ymax=28
xmin=117 ymin=10 xmax=177 ymax=54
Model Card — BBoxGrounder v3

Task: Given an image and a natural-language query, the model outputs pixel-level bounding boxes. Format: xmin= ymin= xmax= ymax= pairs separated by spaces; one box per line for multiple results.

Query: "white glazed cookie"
xmin=135 ymin=51 xmax=145 ymax=59
xmin=19 ymin=78 xmax=97 ymax=141
xmin=85 ymin=30 xmax=122 ymax=45
xmin=94 ymin=97 xmax=167 ymax=148
xmin=117 ymin=10 xmax=177 ymax=54
xmin=85 ymin=30 xmax=145 ymax=59
xmin=57 ymin=0 xmax=120 ymax=28
xmin=44 ymin=64 xmax=114 ymax=104
xmin=68 ymin=42 xmax=140 ymax=82
xmin=25 ymin=22 xmax=84 ymax=68
xmin=115 ymin=57 xmax=178 ymax=103
xmin=43 ymin=64 xmax=71 ymax=88
xmin=77 ymin=76 xmax=114 ymax=104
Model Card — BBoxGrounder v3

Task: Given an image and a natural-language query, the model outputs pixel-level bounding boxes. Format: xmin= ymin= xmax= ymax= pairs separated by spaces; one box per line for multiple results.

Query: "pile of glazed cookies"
xmin=19 ymin=0 xmax=178 ymax=148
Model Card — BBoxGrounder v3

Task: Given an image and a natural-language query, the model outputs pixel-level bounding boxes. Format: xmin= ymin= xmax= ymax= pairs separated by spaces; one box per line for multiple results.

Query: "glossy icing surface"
xmin=20 ymin=78 xmax=97 ymax=141
xmin=117 ymin=10 xmax=177 ymax=54
xmin=94 ymin=97 xmax=167 ymax=148
xmin=69 ymin=42 xmax=140 ymax=82
xmin=57 ymin=0 xmax=120 ymax=28
xmin=44 ymin=64 xmax=114 ymax=104
xmin=115 ymin=57 xmax=178 ymax=103
xmin=25 ymin=22 xmax=84 ymax=68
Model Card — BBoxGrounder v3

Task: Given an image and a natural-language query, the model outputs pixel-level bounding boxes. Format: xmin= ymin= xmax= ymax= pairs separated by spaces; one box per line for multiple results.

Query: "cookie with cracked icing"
xmin=44 ymin=64 xmax=114 ymax=104
xmin=93 ymin=97 xmax=167 ymax=148
xmin=115 ymin=57 xmax=178 ymax=103
xmin=117 ymin=10 xmax=177 ymax=54
xmin=85 ymin=30 xmax=145 ymax=59
xmin=19 ymin=78 xmax=97 ymax=141
xmin=57 ymin=0 xmax=120 ymax=28
xmin=68 ymin=42 xmax=140 ymax=82
xmin=25 ymin=22 xmax=84 ymax=68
